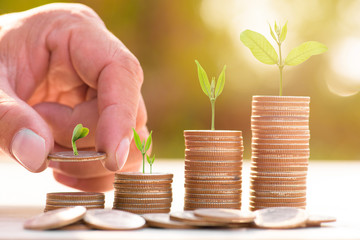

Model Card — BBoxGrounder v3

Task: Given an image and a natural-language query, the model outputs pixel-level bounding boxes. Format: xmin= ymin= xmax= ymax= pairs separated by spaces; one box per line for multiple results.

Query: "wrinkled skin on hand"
xmin=0 ymin=3 xmax=149 ymax=191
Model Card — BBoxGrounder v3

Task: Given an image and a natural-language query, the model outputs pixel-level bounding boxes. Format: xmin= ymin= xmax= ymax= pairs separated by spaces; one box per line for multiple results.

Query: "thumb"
xmin=0 ymin=90 xmax=53 ymax=172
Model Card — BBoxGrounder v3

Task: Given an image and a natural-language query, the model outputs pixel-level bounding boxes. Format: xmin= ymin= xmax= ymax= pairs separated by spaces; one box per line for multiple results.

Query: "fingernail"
xmin=116 ymin=138 xmax=130 ymax=170
xmin=11 ymin=128 xmax=46 ymax=172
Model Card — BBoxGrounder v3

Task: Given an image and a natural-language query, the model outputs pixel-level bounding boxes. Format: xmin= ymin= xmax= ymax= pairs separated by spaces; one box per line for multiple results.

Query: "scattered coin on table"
xmin=254 ymin=207 xmax=308 ymax=229
xmin=83 ymin=209 xmax=146 ymax=230
xmin=193 ymin=208 xmax=256 ymax=223
xmin=24 ymin=206 xmax=86 ymax=230
xmin=170 ymin=211 xmax=227 ymax=227
xmin=142 ymin=213 xmax=198 ymax=229
xmin=306 ymin=214 xmax=337 ymax=227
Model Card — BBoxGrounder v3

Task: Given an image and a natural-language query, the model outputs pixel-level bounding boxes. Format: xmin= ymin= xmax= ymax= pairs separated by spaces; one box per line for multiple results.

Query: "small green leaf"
xmin=215 ymin=65 xmax=226 ymax=98
xmin=146 ymin=154 xmax=155 ymax=165
xmin=285 ymin=41 xmax=328 ymax=66
xmin=240 ymin=30 xmax=279 ymax=65
xmin=132 ymin=128 xmax=142 ymax=151
xmin=71 ymin=124 xmax=89 ymax=156
xmin=280 ymin=21 xmax=288 ymax=43
xmin=269 ymin=23 xmax=277 ymax=42
xmin=195 ymin=60 xmax=211 ymax=97
xmin=146 ymin=154 xmax=150 ymax=164
xmin=72 ymin=124 xmax=83 ymax=142
xmin=144 ymin=131 xmax=153 ymax=152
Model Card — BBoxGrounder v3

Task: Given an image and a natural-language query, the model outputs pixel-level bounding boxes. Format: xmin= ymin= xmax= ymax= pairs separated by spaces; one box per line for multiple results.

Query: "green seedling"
xmin=133 ymin=128 xmax=152 ymax=173
xmin=71 ymin=124 xmax=89 ymax=155
xmin=240 ymin=21 xmax=328 ymax=96
xmin=195 ymin=60 xmax=226 ymax=130
xmin=146 ymin=154 xmax=155 ymax=174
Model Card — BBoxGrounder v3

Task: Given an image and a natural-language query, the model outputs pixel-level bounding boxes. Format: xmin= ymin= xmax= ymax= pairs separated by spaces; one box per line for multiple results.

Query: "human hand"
xmin=0 ymin=3 xmax=148 ymax=191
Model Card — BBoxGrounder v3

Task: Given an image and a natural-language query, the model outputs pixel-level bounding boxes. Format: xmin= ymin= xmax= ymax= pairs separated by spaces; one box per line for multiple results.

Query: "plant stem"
xmin=142 ymin=153 xmax=145 ymax=173
xmin=72 ymin=142 xmax=78 ymax=155
xmin=150 ymin=164 xmax=152 ymax=174
xmin=211 ymin=100 xmax=215 ymax=130
xmin=277 ymin=41 xmax=284 ymax=96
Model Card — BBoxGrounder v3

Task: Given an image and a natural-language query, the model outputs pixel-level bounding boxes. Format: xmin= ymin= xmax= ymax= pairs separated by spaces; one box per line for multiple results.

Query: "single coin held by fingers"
xmin=48 ymin=151 xmax=106 ymax=162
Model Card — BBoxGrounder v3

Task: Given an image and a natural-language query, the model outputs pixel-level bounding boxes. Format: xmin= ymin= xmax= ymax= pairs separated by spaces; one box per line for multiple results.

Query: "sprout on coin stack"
xmin=112 ymin=129 xmax=173 ymax=214
xmin=240 ymin=22 xmax=327 ymax=210
xmin=45 ymin=124 xmax=107 ymax=212
xmin=182 ymin=61 xmax=244 ymax=210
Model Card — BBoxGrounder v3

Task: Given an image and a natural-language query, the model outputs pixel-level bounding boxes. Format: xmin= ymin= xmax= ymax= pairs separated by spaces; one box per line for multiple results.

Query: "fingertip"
xmin=102 ymin=137 xmax=130 ymax=172
xmin=11 ymin=128 xmax=50 ymax=172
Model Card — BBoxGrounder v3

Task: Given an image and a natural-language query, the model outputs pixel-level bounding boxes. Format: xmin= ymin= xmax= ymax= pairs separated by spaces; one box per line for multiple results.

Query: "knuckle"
xmin=117 ymin=52 xmax=144 ymax=86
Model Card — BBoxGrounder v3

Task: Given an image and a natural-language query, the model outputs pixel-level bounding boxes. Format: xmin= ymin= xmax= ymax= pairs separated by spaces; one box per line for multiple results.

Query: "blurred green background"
xmin=1 ymin=0 xmax=360 ymax=160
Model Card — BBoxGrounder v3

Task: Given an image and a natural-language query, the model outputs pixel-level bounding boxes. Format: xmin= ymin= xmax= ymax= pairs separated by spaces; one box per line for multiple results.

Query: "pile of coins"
xmin=183 ymin=130 xmax=243 ymax=210
xmin=250 ymin=96 xmax=310 ymax=211
xmin=44 ymin=192 xmax=105 ymax=212
xmin=113 ymin=172 xmax=173 ymax=214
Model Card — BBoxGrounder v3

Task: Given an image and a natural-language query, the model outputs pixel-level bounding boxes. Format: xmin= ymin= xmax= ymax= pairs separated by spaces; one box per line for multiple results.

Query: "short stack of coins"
xmin=250 ymin=95 xmax=310 ymax=211
xmin=45 ymin=192 xmax=105 ymax=212
xmin=183 ymin=130 xmax=243 ymax=210
xmin=113 ymin=172 xmax=173 ymax=214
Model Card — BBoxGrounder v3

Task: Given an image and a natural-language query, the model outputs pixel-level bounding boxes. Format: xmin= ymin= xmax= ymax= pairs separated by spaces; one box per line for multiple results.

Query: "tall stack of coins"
xmin=45 ymin=192 xmax=105 ymax=212
xmin=113 ymin=172 xmax=173 ymax=214
xmin=250 ymin=95 xmax=310 ymax=211
xmin=184 ymin=130 xmax=243 ymax=210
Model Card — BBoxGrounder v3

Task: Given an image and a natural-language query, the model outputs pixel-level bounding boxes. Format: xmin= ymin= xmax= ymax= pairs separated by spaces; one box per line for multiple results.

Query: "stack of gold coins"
xmin=183 ymin=130 xmax=243 ymax=210
xmin=113 ymin=173 xmax=173 ymax=214
xmin=45 ymin=192 xmax=105 ymax=212
xmin=250 ymin=95 xmax=310 ymax=211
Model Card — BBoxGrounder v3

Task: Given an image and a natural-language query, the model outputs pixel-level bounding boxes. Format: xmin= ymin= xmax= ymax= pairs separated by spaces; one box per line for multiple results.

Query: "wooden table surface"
xmin=0 ymin=159 xmax=359 ymax=240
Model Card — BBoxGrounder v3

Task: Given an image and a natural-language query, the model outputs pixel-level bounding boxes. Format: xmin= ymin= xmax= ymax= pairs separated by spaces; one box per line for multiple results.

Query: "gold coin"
xmin=113 ymin=197 xmax=172 ymax=204
xmin=185 ymin=141 xmax=243 ymax=148
xmin=185 ymin=188 xmax=241 ymax=195
xmin=185 ymin=161 xmax=242 ymax=168
xmin=306 ymin=215 xmax=336 ymax=226
xmin=113 ymin=179 xmax=173 ymax=184
xmin=185 ymin=179 xmax=242 ymax=185
xmin=184 ymin=202 xmax=241 ymax=209
xmin=250 ymin=175 xmax=307 ymax=182
xmin=45 ymin=204 xmax=104 ymax=210
xmin=252 ymin=95 xmax=310 ymax=102
xmin=254 ymin=207 xmax=308 ymax=229
xmin=47 ymin=192 xmax=104 ymax=201
xmin=185 ymin=150 xmax=243 ymax=157
xmin=113 ymin=207 xmax=170 ymax=214
xmin=113 ymin=192 xmax=172 ymax=198
xmin=252 ymin=138 xmax=309 ymax=144
xmin=184 ymin=130 xmax=242 ymax=137
xmin=250 ymin=201 xmax=307 ymax=208
xmin=252 ymin=143 xmax=309 ymax=150
xmin=115 ymin=172 xmax=173 ymax=180
xmin=185 ymin=174 xmax=241 ymax=181
xmin=251 ymin=165 xmax=308 ymax=172
xmin=250 ymin=184 xmax=306 ymax=191
xmin=83 ymin=209 xmax=146 ymax=230
xmin=194 ymin=208 xmax=255 ymax=223
xmin=48 ymin=151 xmax=106 ymax=162
xmin=185 ymin=166 xmax=242 ymax=173
xmin=113 ymin=183 xmax=172 ymax=189
xmin=250 ymin=196 xmax=306 ymax=203
xmin=185 ymin=183 xmax=241 ymax=190
xmin=185 ymin=156 xmax=243 ymax=161
xmin=143 ymin=213 xmax=198 ymax=229
xmin=185 ymin=193 xmax=241 ymax=200
xmin=170 ymin=211 xmax=227 ymax=227
xmin=250 ymin=171 xmax=307 ymax=177
xmin=114 ymin=188 xmax=171 ymax=194
xmin=250 ymin=190 xmax=306 ymax=198
xmin=113 ymin=202 xmax=172 ymax=208
xmin=185 ymin=198 xmax=241 ymax=203
xmin=185 ymin=171 xmax=241 ymax=177
xmin=46 ymin=200 xmax=105 ymax=206
xmin=24 ymin=206 xmax=86 ymax=230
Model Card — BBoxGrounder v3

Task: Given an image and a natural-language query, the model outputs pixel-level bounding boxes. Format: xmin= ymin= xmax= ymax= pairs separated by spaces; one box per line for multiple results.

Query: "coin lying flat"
xmin=83 ymin=209 xmax=146 ymax=230
xmin=143 ymin=213 xmax=198 ymax=229
xmin=194 ymin=208 xmax=255 ymax=223
xmin=24 ymin=206 xmax=86 ymax=230
xmin=306 ymin=215 xmax=336 ymax=226
xmin=170 ymin=211 xmax=227 ymax=227
xmin=48 ymin=151 xmax=106 ymax=162
xmin=254 ymin=207 xmax=308 ymax=229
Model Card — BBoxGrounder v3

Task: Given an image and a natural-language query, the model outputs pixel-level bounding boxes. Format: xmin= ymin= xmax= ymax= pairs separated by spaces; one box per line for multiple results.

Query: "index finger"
xmin=53 ymin=9 xmax=143 ymax=171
